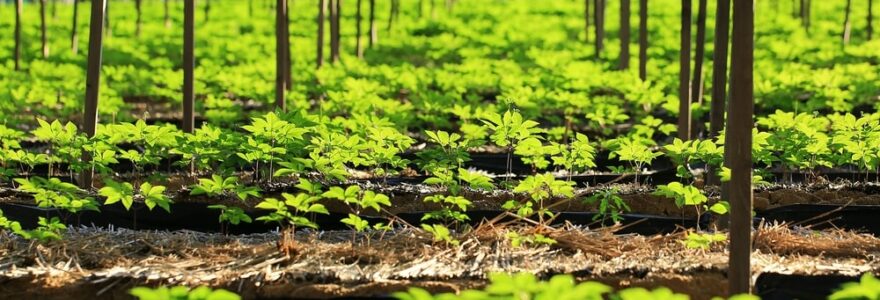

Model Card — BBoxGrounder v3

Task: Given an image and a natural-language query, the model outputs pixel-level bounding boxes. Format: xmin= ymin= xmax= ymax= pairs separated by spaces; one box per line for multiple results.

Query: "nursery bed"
xmin=0 ymin=225 xmax=877 ymax=300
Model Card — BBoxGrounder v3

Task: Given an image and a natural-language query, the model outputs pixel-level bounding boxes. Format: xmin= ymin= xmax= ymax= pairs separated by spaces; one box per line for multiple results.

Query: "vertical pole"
xmin=584 ymin=0 xmax=590 ymax=42
xmin=356 ymin=0 xmax=363 ymax=58
xmin=692 ymin=0 xmax=707 ymax=107
xmin=317 ymin=0 xmax=326 ymax=68
xmin=727 ymin=0 xmax=754 ymax=294
xmin=710 ymin=0 xmax=730 ymax=138
xmin=619 ymin=0 xmax=631 ymax=69
xmin=638 ymin=0 xmax=647 ymax=80
xmin=330 ymin=0 xmax=341 ymax=63
xmin=72 ymin=0 xmax=79 ymax=54
xmin=708 ymin=0 xmax=730 ymax=186
xmin=594 ymin=0 xmax=605 ymax=58
xmin=679 ymin=0 xmax=692 ymax=140
xmin=14 ymin=0 xmax=22 ymax=71
xmin=869 ymin=0 xmax=874 ymax=40
xmin=41 ymin=0 xmax=49 ymax=58
xmin=387 ymin=0 xmax=395 ymax=32
xmin=183 ymin=0 xmax=195 ymax=133
xmin=369 ymin=0 xmax=377 ymax=46
xmin=843 ymin=0 xmax=852 ymax=45
xmin=81 ymin=0 xmax=107 ymax=188
xmin=276 ymin=0 xmax=288 ymax=110
xmin=285 ymin=0 xmax=292 ymax=91
xmin=135 ymin=0 xmax=142 ymax=37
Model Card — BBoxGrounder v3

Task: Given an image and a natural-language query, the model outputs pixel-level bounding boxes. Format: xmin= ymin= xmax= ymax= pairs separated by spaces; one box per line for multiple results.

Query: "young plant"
xmin=190 ymin=175 xmax=261 ymax=201
xmin=421 ymin=223 xmax=459 ymax=247
xmin=359 ymin=126 xmax=414 ymax=183
xmin=482 ymin=110 xmax=542 ymax=178
xmin=15 ymin=176 xmax=100 ymax=213
xmin=322 ymin=185 xmax=394 ymax=241
xmin=504 ymin=173 xmax=574 ymax=225
xmin=256 ymin=180 xmax=328 ymax=233
xmin=551 ymin=133 xmax=597 ymax=180
xmin=31 ymin=119 xmax=82 ymax=177
xmin=240 ymin=112 xmax=309 ymax=182
xmin=584 ymin=187 xmax=630 ymax=223
xmin=682 ymin=231 xmax=727 ymax=250
xmin=421 ymin=168 xmax=492 ymax=227
xmin=207 ymin=205 xmax=253 ymax=234
xmin=653 ymin=182 xmax=727 ymax=231
xmin=609 ymin=137 xmax=661 ymax=184
xmin=99 ymin=180 xmax=173 ymax=213
xmin=506 ymin=231 xmax=557 ymax=248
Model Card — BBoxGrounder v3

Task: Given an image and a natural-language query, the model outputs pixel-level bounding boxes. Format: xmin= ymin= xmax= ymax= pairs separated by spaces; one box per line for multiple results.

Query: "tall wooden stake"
xmin=183 ymin=0 xmax=195 ymax=133
xmin=708 ymin=0 xmax=730 ymax=186
xmin=81 ymin=0 xmax=107 ymax=188
xmin=41 ymin=0 xmax=49 ymax=58
xmin=692 ymin=0 xmax=707 ymax=107
xmin=135 ymin=0 xmax=142 ymax=37
xmin=369 ymin=0 xmax=377 ymax=46
xmin=869 ymin=0 xmax=874 ymax=40
xmin=356 ymin=0 xmax=364 ymax=58
xmin=639 ymin=0 xmax=647 ymax=80
xmin=330 ymin=0 xmax=340 ymax=63
xmin=72 ymin=0 xmax=79 ymax=54
xmin=317 ymin=0 xmax=326 ymax=68
xmin=843 ymin=0 xmax=852 ymax=45
xmin=594 ymin=0 xmax=605 ymax=58
xmin=727 ymin=0 xmax=754 ymax=294
xmin=679 ymin=0 xmax=692 ymax=140
xmin=14 ymin=0 xmax=22 ymax=71
xmin=584 ymin=0 xmax=590 ymax=42
xmin=285 ymin=0 xmax=292 ymax=90
xmin=619 ymin=0 xmax=631 ymax=69
xmin=276 ymin=0 xmax=288 ymax=110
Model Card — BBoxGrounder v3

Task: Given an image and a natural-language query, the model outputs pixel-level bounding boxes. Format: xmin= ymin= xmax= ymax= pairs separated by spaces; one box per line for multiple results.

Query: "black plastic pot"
xmin=755 ymin=272 xmax=856 ymax=300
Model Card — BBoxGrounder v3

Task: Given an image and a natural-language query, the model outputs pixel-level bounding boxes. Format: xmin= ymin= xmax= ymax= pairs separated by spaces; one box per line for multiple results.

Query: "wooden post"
xmin=619 ymin=0 xmax=631 ymax=69
xmin=72 ymin=0 xmax=79 ymax=54
xmin=594 ymin=0 xmax=605 ymax=58
xmin=276 ymin=0 xmax=288 ymax=110
xmin=708 ymin=0 xmax=731 ymax=187
xmin=356 ymin=0 xmax=363 ymax=58
xmin=81 ymin=0 xmax=107 ymax=189
xmin=14 ymin=0 xmax=22 ymax=71
xmin=41 ymin=0 xmax=49 ymax=58
xmin=317 ymin=0 xmax=326 ymax=68
xmin=135 ymin=0 xmax=142 ymax=37
xmin=331 ymin=0 xmax=341 ymax=63
xmin=183 ymin=0 xmax=195 ymax=133
xmin=638 ymin=0 xmax=647 ymax=80
xmin=369 ymin=0 xmax=377 ymax=46
xmin=285 ymin=0 xmax=292 ymax=90
xmin=584 ymin=0 xmax=590 ymax=42
xmin=727 ymin=0 xmax=754 ymax=295
xmin=869 ymin=0 xmax=874 ymax=40
xmin=692 ymin=0 xmax=706 ymax=107
xmin=843 ymin=0 xmax=852 ymax=45
xmin=387 ymin=0 xmax=399 ymax=32
xmin=678 ymin=0 xmax=692 ymax=140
